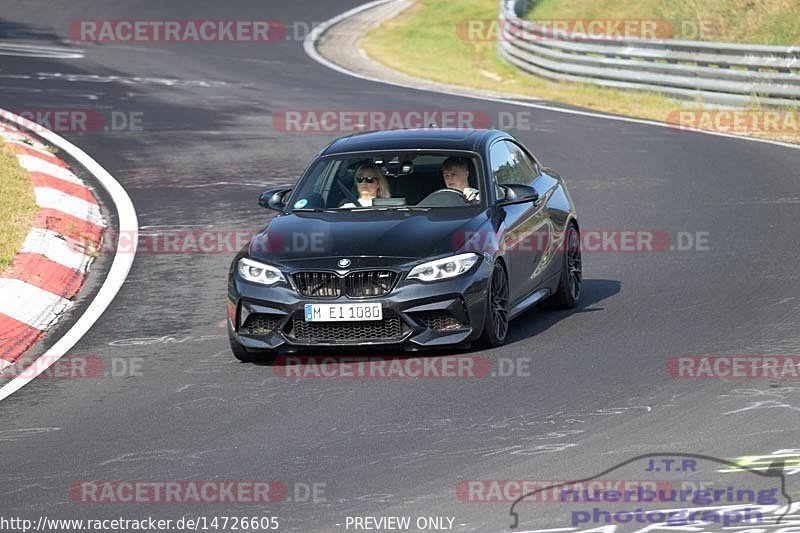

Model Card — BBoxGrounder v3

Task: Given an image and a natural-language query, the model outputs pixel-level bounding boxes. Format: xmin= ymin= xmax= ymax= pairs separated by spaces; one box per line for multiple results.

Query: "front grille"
xmin=293 ymin=270 xmax=398 ymax=298
xmin=286 ymin=312 xmax=406 ymax=344
xmin=242 ymin=314 xmax=282 ymax=335
xmin=412 ymin=311 xmax=469 ymax=332
xmin=293 ymin=272 xmax=340 ymax=297
xmin=345 ymin=270 xmax=397 ymax=297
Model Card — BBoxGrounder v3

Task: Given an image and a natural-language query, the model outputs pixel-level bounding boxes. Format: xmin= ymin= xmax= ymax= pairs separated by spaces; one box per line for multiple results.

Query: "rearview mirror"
xmin=498 ymin=184 xmax=539 ymax=205
xmin=258 ymin=188 xmax=292 ymax=212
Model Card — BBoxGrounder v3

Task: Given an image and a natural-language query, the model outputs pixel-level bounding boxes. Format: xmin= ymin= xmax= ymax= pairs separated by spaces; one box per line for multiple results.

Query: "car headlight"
xmin=238 ymin=257 xmax=286 ymax=286
xmin=407 ymin=253 xmax=480 ymax=282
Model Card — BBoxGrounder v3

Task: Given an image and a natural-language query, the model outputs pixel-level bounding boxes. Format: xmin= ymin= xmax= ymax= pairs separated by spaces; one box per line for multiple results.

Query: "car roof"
xmin=320 ymin=128 xmax=508 ymax=156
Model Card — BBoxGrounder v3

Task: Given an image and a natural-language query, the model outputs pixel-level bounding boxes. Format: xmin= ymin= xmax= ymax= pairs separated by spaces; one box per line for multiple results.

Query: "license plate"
xmin=304 ymin=303 xmax=383 ymax=322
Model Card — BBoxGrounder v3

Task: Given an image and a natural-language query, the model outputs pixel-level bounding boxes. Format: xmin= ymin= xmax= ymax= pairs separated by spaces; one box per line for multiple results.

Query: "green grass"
xmin=363 ymin=0 xmax=684 ymax=121
xmin=362 ymin=0 xmax=800 ymax=144
xmin=525 ymin=0 xmax=800 ymax=45
xmin=0 ymin=140 xmax=37 ymax=272
xmin=361 ymin=0 xmax=704 ymax=120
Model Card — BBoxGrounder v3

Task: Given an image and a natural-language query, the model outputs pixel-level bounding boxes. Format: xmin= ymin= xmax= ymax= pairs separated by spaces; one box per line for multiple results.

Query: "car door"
xmin=489 ymin=140 xmax=548 ymax=305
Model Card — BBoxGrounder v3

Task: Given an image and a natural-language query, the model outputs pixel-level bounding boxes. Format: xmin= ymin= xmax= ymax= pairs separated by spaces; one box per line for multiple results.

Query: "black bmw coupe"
xmin=227 ymin=128 xmax=581 ymax=361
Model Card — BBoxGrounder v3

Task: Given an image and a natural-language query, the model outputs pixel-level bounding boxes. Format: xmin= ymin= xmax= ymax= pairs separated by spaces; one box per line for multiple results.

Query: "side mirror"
xmin=498 ymin=184 xmax=539 ymax=205
xmin=258 ymin=188 xmax=292 ymax=212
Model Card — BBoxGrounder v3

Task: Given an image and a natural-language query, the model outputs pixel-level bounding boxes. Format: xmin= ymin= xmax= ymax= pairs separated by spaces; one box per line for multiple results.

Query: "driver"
xmin=442 ymin=156 xmax=479 ymax=202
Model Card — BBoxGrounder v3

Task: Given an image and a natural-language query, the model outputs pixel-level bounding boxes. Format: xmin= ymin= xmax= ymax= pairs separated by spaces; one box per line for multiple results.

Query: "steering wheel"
xmin=417 ymin=188 xmax=471 ymax=207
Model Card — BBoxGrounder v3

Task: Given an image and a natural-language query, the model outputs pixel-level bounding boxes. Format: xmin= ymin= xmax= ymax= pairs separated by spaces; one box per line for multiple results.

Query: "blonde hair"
xmin=355 ymin=164 xmax=391 ymax=199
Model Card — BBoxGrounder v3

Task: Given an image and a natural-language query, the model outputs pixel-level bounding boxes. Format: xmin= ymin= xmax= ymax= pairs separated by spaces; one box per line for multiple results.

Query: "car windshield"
xmin=288 ymin=151 xmax=484 ymax=211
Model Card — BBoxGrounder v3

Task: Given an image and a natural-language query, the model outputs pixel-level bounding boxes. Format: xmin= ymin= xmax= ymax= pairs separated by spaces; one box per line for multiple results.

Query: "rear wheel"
xmin=478 ymin=262 xmax=510 ymax=348
xmin=542 ymin=223 xmax=582 ymax=309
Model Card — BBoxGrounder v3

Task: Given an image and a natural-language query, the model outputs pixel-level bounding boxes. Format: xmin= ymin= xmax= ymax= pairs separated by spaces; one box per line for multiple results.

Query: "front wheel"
xmin=542 ymin=223 xmax=582 ymax=309
xmin=477 ymin=263 xmax=510 ymax=348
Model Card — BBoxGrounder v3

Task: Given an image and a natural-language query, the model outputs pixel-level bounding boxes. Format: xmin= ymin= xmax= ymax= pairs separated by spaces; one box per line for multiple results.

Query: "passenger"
xmin=340 ymin=163 xmax=391 ymax=208
xmin=442 ymin=156 xmax=479 ymax=202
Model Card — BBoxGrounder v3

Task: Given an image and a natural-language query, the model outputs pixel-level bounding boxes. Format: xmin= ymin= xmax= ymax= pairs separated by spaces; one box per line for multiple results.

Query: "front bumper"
xmin=227 ymin=257 xmax=490 ymax=351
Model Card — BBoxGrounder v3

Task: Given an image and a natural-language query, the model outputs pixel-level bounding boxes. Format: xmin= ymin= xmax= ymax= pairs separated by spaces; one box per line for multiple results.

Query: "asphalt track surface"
xmin=1 ymin=1 xmax=799 ymax=531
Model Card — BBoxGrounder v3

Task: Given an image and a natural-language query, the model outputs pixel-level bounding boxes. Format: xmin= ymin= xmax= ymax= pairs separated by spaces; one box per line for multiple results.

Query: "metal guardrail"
xmin=499 ymin=0 xmax=800 ymax=107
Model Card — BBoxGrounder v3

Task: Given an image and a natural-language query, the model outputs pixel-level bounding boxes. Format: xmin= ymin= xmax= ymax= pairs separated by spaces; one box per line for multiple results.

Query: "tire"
xmin=477 ymin=262 xmax=510 ymax=348
xmin=542 ymin=222 xmax=582 ymax=309
xmin=228 ymin=328 xmax=277 ymax=363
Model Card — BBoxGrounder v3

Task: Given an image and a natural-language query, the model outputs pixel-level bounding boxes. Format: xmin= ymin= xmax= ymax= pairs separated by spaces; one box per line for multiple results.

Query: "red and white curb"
xmin=0 ymin=122 xmax=106 ymax=368
xmin=0 ymin=110 xmax=137 ymax=400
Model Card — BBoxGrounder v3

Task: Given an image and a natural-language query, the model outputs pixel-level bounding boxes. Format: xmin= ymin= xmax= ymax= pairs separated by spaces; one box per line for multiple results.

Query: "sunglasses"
xmin=355 ymin=176 xmax=377 ymax=184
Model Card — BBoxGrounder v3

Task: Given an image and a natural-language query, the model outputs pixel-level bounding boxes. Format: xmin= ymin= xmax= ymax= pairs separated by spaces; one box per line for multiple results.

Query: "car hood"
xmin=248 ymin=209 xmax=490 ymax=266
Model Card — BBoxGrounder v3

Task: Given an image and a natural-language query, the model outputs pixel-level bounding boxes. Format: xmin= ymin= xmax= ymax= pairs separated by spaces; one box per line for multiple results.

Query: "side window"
xmin=507 ymin=141 xmax=539 ymax=181
xmin=489 ymin=141 xmax=514 ymax=200
xmin=496 ymin=141 xmax=538 ymax=185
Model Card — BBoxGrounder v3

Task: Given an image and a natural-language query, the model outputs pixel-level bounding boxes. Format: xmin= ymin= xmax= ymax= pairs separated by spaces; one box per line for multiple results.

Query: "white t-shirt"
xmin=340 ymin=198 xmax=373 ymax=208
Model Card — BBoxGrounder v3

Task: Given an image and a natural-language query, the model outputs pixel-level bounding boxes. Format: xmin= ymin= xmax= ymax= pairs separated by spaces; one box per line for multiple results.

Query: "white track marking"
xmin=33 ymin=187 xmax=103 ymax=225
xmin=0 ymin=279 xmax=72 ymax=330
xmin=304 ymin=0 xmax=800 ymax=152
xmin=20 ymin=228 xmax=93 ymax=272
xmin=0 ymin=43 xmax=83 ymax=59
xmin=0 ymin=109 xmax=138 ymax=401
